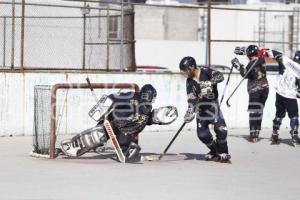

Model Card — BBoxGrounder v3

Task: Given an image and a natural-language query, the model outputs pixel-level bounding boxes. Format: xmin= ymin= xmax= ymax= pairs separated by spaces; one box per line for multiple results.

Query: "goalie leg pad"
xmin=61 ymin=126 xmax=107 ymax=157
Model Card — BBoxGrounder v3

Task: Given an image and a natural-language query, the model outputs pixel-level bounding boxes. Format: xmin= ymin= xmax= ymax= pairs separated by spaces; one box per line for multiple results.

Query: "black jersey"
xmin=186 ymin=67 xmax=224 ymax=111
xmin=240 ymin=57 xmax=269 ymax=94
xmin=107 ymin=92 xmax=152 ymax=135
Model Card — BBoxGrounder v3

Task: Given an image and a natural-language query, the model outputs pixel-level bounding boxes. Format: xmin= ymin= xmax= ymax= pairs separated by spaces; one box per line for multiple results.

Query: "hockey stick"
xmin=225 ymin=58 xmax=260 ymax=107
xmin=158 ymin=122 xmax=186 ymax=161
xmin=220 ymin=65 xmax=234 ymax=105
xmin=103 ymin=120 xmax=126 ymax=163
xmin=86 ymin=77 xmax=99 ymax=103
xmin=86 ymin=77 xmax=126 ymax=163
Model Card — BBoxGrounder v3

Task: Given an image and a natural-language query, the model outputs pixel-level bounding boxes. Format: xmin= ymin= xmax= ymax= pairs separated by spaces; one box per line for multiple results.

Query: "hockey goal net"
xmin=32 ymin=83 xmax=140 ymax=159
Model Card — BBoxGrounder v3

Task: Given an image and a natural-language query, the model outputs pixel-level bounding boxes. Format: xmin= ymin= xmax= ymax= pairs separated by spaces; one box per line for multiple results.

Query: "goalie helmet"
xmin=294 ymin=51 xmax=300 ymax=64
xmin=179 ymin=56 xmax=196 ymax=71
xmin=246 ymin=45 xmax=259 ymax=58
xmin=140 ymin=84 xmax=157 ymax=103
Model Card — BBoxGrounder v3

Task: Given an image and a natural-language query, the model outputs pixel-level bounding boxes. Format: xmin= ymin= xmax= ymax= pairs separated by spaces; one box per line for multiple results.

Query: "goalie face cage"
xmin=33 ymin=83 xmax=140 ymax=159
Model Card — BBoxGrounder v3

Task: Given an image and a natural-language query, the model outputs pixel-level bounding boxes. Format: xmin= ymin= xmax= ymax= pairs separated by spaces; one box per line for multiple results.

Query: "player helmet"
xmin=246 ymin=45 xmax=259 ymax=58
xmin=179 ymin=56 xmax=196 ymax=71
xmin=293 ymin=51 xmax=300 ymax=64
xmin=140 ymin=84 xmax=157 ymax=103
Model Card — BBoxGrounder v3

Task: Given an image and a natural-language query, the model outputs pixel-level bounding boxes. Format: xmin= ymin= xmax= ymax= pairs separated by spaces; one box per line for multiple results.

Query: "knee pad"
xmin=80 ymin=127 xmax=107 ymax=148
xmin=290 ymin=117 xmax=299 ymax=131
xmin=214 ymin=125 xmax=227 ymax=141
xmin=197 ymin=128 xmax=213 ymax=145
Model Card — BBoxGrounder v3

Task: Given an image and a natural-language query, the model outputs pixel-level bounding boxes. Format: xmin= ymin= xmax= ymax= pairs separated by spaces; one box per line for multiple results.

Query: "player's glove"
xmin=184 ymin=108 xmax=195 ymax=123
xmin=231 ymin=57 xmax=243 ymax=71
xmin=199 ymin=81 xmax=212 ymax=88
xmin=199 ymin=81 xmax=214 ymax=99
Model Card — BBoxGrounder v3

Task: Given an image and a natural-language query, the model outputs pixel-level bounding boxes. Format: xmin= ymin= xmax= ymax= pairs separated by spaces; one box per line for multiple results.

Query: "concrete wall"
xmin=0 ymin=71 xmax=296 ymax=136
xmin=135 ymin=6 xmax=199 ymax=40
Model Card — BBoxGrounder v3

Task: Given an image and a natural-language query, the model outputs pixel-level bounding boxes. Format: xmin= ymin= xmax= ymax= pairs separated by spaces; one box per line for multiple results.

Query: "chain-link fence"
xmin=0 ymin=1 xmax=135 ymax=71
xmin=1 ymin=1 xmax=300 ymax=71
xmin=134 ymin=3 xmax=300 ymax=67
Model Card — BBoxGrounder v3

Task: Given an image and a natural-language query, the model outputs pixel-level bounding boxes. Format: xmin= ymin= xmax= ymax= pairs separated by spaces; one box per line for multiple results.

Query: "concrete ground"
xmin=0 ymin=128 xmax=300 ymax=200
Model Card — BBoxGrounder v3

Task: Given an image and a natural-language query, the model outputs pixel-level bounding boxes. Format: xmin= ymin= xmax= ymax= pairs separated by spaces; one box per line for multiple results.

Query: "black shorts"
xmin=248 ymin=88 xmax=269 ymax=112
xmin=275 ymin=93 xmax=299 ymax=119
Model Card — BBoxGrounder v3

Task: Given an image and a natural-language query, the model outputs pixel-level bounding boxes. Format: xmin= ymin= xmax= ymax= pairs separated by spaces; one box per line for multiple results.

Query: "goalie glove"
xmin=151 ymin=106 xmax=178 ymax=125
xmin=231 ymin=57 xmax=243 ymax=71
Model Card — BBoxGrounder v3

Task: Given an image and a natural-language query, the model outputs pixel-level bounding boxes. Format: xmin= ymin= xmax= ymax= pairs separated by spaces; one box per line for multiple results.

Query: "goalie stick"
xmin=103 ymin=120 xmax=126 ymax=163
xmin=86 ymin=77 xmax=126 ymax=163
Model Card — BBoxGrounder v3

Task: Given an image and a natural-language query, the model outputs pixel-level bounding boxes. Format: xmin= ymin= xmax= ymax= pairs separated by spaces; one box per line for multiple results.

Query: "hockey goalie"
xmin=60 ymin=84 xmax=178 ymax=162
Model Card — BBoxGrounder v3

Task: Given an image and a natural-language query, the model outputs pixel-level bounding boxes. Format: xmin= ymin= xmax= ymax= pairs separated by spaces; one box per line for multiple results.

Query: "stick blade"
xmin=226 ymin=99 xmax=231 ymax=107
xmin=158 ymin=154 xmax=164 ymax=161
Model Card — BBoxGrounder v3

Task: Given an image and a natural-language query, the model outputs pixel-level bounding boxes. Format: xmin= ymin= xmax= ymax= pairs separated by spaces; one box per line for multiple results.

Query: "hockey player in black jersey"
xmin=231 ymin=45 xmax=269 ymax=142
xmin=267 ymin=50 xmax=300 ymax=146
xmin=60 ymin=84 xmax=178 ymax=162
xmin=179 ymin=56 xmax=231 ymax=162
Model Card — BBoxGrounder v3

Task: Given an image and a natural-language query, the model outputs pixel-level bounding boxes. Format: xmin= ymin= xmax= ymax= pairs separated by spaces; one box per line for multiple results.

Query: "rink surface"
xmin=1 ymin=128 xmax=300 ymax=200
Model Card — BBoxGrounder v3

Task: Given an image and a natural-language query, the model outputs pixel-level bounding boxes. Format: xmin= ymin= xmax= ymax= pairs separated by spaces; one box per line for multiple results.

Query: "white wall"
xmin=135 ymin=39 xmax=207 ymax=70
xmin=0 ymin=71 xmax=296 ymax=136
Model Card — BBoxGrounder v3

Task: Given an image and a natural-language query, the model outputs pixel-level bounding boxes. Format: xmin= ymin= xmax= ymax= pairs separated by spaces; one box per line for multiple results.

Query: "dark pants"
xmin=273 ymin=93 xmax=299 ymax=134
xmin=248 ymin=88 xmax=269 ymax=131
xmin=275 ymin=93 xmax=298 ymax=119
xmin=196 ymin=105 xmax=228 ymax=154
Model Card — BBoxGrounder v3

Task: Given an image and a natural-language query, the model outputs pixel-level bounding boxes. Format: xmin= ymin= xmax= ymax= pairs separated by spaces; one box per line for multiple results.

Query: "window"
xmin=108 ymin=16 xmax=118 ymax=39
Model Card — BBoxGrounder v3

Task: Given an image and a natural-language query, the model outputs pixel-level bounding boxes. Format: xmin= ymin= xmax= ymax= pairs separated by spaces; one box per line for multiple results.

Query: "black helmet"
xmin=294 ymin=51 xmax=300 ymax=64
xmin=246 ymin=45 xmax=259 ymax=58
xmin=179 ymin=56 xmax=196 ymax=71
xmin=140 ymin=84 xmax=157 ymax=103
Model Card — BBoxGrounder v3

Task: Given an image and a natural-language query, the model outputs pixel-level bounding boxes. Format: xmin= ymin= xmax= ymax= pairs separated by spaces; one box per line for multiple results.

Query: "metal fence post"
xmin=3 ymin=17 xmax=6 ymax=67
xmin=11 ymin=0 xmax=15 ymax=69
xmin=20 ymin=0 xmax=25 ymax=70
